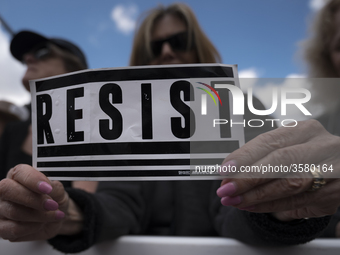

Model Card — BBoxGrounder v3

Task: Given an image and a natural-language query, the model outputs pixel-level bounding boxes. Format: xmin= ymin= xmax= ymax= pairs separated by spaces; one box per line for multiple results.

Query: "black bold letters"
xmin=67 ymin=87 xmax=84 ymax=142
xmin=99 ymin=83 xmax=123 ymax=140
xmin=170 ymin=81 xmax=195 ymax=138
xmin=37 ymin=94 xmax=54 ymax=144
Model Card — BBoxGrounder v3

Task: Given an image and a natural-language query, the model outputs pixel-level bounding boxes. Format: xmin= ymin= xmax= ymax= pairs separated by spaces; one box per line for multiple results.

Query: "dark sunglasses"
xmin=150 ymin=31 xmax=193 ymax=57
xmin=22 ymin=44 xmax=54 ymax=64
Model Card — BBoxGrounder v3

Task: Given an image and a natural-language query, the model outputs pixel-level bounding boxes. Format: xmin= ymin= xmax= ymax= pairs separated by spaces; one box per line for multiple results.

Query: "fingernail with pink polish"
xmin=219 ymin=160 xmax=237 ymax=176
xmin=221 ymin=196 xmax=242 ymax=206
xmin=44 ymin=199 xmax=59 ymax=211
xmin=55 ymin=211 xmax=65 ymax=220
xmin=38 ymin=181 xmax=52 ymax=194
xmin=217 ymin=182 xmax=237 ymax=197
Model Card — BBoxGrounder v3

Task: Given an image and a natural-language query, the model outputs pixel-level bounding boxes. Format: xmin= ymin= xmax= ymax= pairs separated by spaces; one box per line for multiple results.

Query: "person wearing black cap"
xmin=10 ymin=30 xmax=88 ymax=91
xmin=0 ymin=30 xmax=96 ymax=192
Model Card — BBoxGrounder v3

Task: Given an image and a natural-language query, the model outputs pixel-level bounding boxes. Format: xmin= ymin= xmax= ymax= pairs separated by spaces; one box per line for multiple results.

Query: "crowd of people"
xmin=0 ymin=1 xmax=340 ymax=254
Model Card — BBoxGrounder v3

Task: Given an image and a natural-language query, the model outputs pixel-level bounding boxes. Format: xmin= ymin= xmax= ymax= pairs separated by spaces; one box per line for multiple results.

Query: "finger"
xmin=0 ymin=200 xmax=65 ymax=222
xmin=219 ymin=125 xmax=338 ymax=197
xmin=273 ymin=206 xmax=334 ymax=221
xmin=0 ymin=178 xmax=58 ymax=211
xmin=221 ymin=120 xmax=324 ymax=172
xmin=4 ymin=222 xmax=61 ymax=241
xmin=6 ymin=164 xmax=52 ymax=195
xmin=0 ymin=219 xmax=44 ymax=241
xmin=218 ymin=121 xmax=322 ymax=194
xmin=219 ymin=174 xmax=313 ymax=208
xmin=237 ymin=179 xmax=340 ymax=213
xmin=235 ymin=192 xmax=315 ymax=213
xmin=49 ymin=181 xmax=69 ymax=211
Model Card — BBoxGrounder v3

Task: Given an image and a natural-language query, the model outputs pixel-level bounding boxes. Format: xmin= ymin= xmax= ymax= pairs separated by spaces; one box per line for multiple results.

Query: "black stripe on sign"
xmin=37 ymin=140 xmax=239 ymax=157
xmin=35 ymin=65 xmax=234 ymax=92
xmin=41 ymin=169 xmax=192 ymax=178
xmin=37 ymin=158 xmax=225 ymax=168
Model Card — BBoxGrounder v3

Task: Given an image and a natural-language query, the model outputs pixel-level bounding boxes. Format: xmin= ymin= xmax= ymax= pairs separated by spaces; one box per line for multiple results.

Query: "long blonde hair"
xmin=129 ymin=3 xmax=221 ymax=66
xmin=302 ymin=0 xmax=340 ymax=110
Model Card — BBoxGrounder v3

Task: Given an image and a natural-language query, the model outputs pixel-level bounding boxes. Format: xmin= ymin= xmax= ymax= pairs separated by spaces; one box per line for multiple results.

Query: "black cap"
xmin=10 ymin=30 xmax=88 ymax=68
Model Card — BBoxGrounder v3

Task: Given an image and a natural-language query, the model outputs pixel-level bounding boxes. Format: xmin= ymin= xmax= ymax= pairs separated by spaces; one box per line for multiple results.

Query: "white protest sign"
xmin=30 ymin=64 xmax=245 ymax=180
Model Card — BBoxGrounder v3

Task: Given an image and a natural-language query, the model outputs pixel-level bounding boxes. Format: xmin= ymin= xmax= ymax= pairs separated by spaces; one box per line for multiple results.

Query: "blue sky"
xmin=0 ymin=0 xmax=326 ymax=107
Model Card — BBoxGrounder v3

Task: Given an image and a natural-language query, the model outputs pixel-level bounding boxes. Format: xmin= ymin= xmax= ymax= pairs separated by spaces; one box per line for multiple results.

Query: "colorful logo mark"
xmin=196 ymin=82 xmax=222 ymax=115
xmin=196 ymin=82 xmax=222 ymax=106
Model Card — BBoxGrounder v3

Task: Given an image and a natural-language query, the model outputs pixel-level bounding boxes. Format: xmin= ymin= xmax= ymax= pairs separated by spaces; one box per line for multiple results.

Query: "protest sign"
xmin=30 ymin=64 xmax=244 ymax=180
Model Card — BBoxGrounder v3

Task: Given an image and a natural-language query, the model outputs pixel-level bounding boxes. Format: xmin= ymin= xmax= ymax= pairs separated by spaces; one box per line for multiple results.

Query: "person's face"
xmin=330 ymin=9 xmax=340 ymax=77
xmin=22 ymin=45 xmax=67 ymax=91
xmin=149 ymin=14 xmax=198 ymax=65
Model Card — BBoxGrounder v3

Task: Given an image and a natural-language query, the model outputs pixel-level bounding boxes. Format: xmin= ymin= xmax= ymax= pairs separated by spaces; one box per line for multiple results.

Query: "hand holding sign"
xmin=0 ymin=164 xmax=83 ymax=241
xmin=217 ymin=119 xmax=340 ymax=220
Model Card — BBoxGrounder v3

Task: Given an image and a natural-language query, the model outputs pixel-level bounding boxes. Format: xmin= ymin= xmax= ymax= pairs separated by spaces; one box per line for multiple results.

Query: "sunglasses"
xmin=22 ymin=44 xmax=54 ymax=64
xmin=150 ymin=31 xmax=193 ymax=57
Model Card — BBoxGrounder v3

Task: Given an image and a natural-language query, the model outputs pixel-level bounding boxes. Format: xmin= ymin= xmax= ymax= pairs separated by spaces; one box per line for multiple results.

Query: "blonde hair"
xmin=302 ymin=0 xmax=340 ymax=110
xmin=129 ymin=3 xmax=221 ymax=66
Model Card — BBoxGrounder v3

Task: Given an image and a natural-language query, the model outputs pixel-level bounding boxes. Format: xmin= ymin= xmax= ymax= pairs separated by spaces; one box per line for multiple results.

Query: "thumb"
xmin=49 ymin=181 xmax=69 ymax=212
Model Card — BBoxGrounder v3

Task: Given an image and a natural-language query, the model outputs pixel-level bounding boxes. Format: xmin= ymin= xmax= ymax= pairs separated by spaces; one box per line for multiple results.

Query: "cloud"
xmin=238 ymin=68 xmax=259 ymax=78
xmin=111 ymin=4 xmax=138 ymax=35
xmin=0 ymin=28 xmax=30 ymax=106
xmin=309 ymin=0 xmax=329 ymax=12
xmin=286 ymin=73 xmax=306 ymax=78
xmin=238 ymin=68 xmax=259 ymax=92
